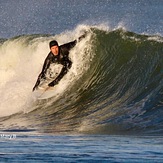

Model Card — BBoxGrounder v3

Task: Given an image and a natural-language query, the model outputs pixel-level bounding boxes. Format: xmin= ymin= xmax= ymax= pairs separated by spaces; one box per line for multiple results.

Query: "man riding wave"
xmin=33 ymin=34 xmax=86 ymax=91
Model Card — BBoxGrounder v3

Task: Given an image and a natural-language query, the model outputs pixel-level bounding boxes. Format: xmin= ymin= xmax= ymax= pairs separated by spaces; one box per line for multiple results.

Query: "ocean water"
xmin=1 ymin=132 xmax=163 ymax=162
xmin=0 ymin=0 xmax=163 ymax=162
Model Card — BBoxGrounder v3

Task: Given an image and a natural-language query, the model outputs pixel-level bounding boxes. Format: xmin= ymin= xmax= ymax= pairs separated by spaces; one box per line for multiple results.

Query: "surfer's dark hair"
xmin=49 ymin=40 xmax=58 ymax=48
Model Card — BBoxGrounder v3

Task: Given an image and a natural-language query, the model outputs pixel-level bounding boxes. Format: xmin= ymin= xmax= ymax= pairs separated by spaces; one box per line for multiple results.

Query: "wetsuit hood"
xmin=49 ymin=40 xmax=58 ymax=48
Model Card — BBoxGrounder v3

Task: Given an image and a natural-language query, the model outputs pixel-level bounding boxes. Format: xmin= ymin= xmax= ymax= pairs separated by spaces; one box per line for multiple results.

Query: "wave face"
xmin=0 ymin=26 xmax=163 ymax=135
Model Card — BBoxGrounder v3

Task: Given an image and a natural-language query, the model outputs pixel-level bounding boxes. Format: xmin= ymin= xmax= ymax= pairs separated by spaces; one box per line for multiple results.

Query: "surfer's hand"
xmin=48 ymin=81 xmax=58 ymax=87
xmin=48 ymin=82 xmax=54 ymax=87
xmin=78 ymin=31 xmax=87 ymax=41
xmin=32 ymin=87 xmax=35 ymax=91
xmin=32 ymin=85 xmax=38 ymax=91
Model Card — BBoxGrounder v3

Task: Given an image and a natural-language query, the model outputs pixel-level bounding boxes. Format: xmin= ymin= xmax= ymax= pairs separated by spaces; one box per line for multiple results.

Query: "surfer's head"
xmin=49 ymin=40 xmax=58 ymax=48
xmin=49 ymin=40 xmax=59 ymax=56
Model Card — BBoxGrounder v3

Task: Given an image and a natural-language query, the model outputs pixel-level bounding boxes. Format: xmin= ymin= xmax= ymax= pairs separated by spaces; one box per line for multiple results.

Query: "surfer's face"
xmin=51 ymin=46 xmax=59 ymax=56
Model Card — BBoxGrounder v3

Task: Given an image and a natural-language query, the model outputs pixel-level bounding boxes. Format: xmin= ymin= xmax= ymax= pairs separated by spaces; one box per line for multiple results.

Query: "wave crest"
xmin=0 ymin=25 xmax=163 ymax=135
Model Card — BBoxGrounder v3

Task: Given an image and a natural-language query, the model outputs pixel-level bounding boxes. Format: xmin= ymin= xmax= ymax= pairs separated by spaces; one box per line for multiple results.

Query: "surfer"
xmin=33 ymin=33 xmax=86 ymax=91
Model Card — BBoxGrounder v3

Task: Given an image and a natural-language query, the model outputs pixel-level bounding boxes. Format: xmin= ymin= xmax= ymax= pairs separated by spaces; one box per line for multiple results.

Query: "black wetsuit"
xmin=33 ymin=40 xmax=77 ymax=91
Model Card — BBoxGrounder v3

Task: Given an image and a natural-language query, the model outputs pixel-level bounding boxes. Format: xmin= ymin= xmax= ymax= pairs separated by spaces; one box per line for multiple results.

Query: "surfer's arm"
xmin=48 ymin=66 xmax=68 ymax=87
xmin=60 ymin=40 xmax=77 ymax=51
xmin=48 ymin=58 xmax=72 ymax=87
xmin=32 ymin=55 xmax=51 ymax=91
xmin=60 ymin=32 xmax=87 ymax=51
xmin=40 ymin=56 xmax=51 ymax=77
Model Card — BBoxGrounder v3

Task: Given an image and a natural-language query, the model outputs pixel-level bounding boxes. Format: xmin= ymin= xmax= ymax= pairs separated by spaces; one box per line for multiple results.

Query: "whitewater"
xmin=0 ymin=25 xmax=93 ymax=117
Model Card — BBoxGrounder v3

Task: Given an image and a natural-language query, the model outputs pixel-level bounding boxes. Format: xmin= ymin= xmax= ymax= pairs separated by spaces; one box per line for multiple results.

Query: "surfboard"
xmin=33 ymin=64 xmax=63 ymax=99
xmin=33 ymin=86 xmax=57 ymax=99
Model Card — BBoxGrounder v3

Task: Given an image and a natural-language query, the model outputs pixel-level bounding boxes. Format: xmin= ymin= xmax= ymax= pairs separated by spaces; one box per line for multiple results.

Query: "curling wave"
xmin=0 ymin=25 xmax=163 ymax=135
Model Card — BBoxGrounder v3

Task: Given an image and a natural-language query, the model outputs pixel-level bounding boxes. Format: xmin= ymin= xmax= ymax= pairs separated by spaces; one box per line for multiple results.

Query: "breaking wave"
xmin=0 ymin=25 xmax=163 ymax=135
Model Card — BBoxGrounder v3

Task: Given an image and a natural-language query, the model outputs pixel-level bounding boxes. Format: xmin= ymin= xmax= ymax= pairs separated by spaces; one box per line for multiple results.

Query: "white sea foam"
xmin=0 ymin=25 xmax=93 ymax=117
